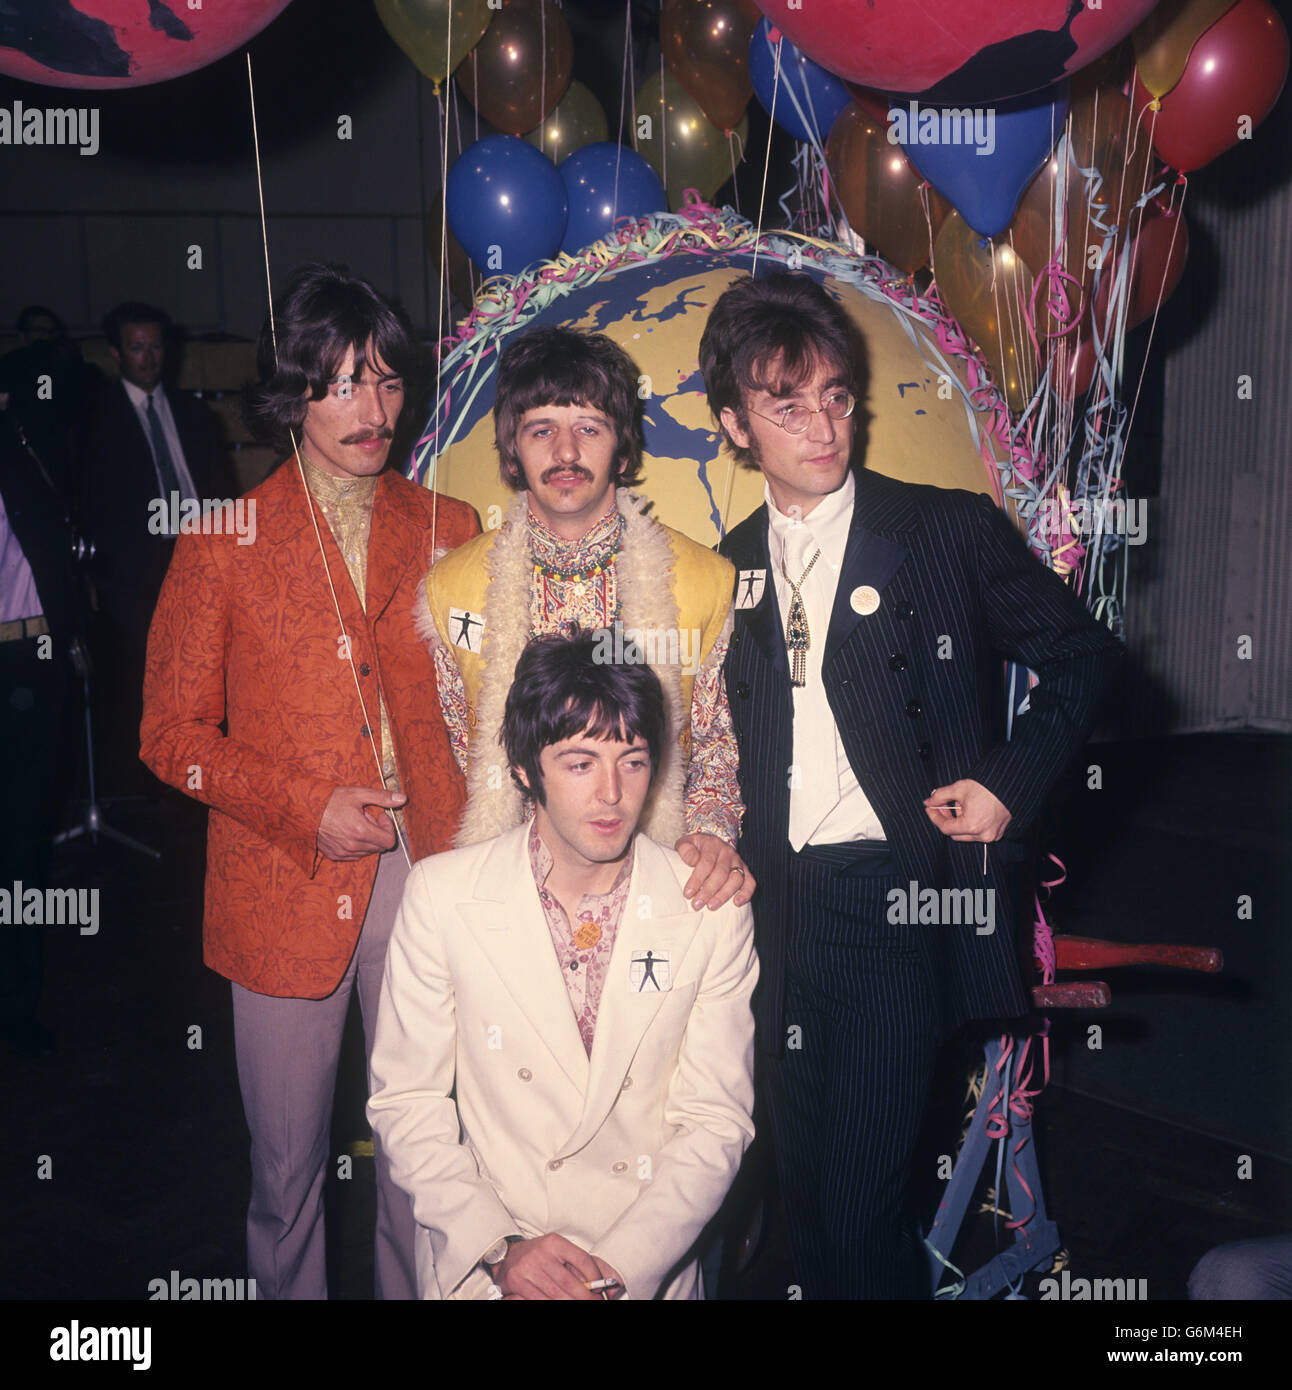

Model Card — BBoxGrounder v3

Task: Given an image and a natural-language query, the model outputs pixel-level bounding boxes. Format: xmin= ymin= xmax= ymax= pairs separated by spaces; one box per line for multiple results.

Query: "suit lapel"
xmin=460 ymin=828 xmax=591 ymax=1095
xmin=730 ymin=507 xmax=789 ymax=680
xmin=560 ymin=837 xmax=699 ymax=1157
xmin=823 ymin=471 xmax=915 ymax=669
xmin=365 ymin=471 xmax=420 ymax=623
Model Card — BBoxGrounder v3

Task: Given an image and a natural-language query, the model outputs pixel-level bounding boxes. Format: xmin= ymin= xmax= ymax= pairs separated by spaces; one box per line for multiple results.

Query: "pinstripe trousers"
xmin=764 ymin=843 xmax=939 ymax=1300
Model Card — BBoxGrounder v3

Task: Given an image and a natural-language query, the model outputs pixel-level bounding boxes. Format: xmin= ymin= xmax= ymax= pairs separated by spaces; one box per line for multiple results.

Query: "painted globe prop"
xmin=0 ymin=0 xmax=295 ymax=89
xmin=418 ymin=242 xmax=1007 ymax=549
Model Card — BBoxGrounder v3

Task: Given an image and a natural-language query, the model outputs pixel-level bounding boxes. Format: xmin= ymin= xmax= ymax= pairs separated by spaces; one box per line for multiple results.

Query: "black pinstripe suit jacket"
xmin=720 ymin=468 xmax=1123 ymax=1053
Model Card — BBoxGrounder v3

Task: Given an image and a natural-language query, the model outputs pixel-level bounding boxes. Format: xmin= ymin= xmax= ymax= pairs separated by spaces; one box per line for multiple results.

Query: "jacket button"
xmin=917 ymin=741 xmax=932 ymax=760
xmin=895 ymin=600 xmax=914 ymax=620
xmin=734 ymin=681 xmax=751 ymax=699
xmin=517 ymin=1068 xmax=532 ymax=1081
xmin=359 ymin=663 xmax=371 ymax=677
xmin=905 ymin=699 xmax=922 ymax=718
xmin=888 ymin=653 xmax=907 ymax=672
xmin=621 ymin=1076 xmax=633 ymax=1090
xmin=612 ymin=1160 xmax=629 ymax=1173
xmin=548 ymin=1159 xmax=563 ymax=1171
xmin=360 ymin=724 xmax=371 ymax=738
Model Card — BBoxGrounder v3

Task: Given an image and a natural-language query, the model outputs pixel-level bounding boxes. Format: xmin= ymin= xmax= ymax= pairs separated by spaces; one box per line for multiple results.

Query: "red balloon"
xmin=0 ymin=0 xmax=295 ymax=89
xmin=1131 ymin=0 xmax=1288 ymax=172
xmin=844 ymin=83 xmax=895 ymax=124
xmin=757 ymin=0 xmax=1159 ymax=103
xmin=1109 ymin=203 xmax=1190 ymax=330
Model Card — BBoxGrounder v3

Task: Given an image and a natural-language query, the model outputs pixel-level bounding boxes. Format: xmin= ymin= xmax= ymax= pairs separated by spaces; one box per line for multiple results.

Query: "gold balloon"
xmin=633 ymin=69 xmax=748 ymax=211
xmin=1133 ymin=0 xmax=1239 ymax=98
xmin=826 ymin=102 xmax=950 ymax=275
xmin=933 ymin=211 xmax=1039 ymax=416
xmin=454 ymin=0 xmax=574 ymax=136
xmin=375 ymin=0 xmax=493 ymax=91
xmin=523 ymin=81 xmax=608 ymax=163
xmin=660 ymin=0 xmax=755 ymax=132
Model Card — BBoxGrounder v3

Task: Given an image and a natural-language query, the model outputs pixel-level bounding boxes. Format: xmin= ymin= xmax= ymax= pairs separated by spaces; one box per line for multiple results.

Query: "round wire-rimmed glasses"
xmin=747 ymin=389 xmax=856 ymax=435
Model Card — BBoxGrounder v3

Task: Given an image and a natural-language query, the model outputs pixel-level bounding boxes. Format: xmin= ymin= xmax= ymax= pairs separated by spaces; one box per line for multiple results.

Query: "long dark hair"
xmin=247 ymin=262 xmax=420 ymax=453
xmin=502 ymin=628 xmax=665 ymax=805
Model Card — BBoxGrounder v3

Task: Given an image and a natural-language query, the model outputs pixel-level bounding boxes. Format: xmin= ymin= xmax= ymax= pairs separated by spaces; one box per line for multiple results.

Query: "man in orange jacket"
xmin=141 ymin=263 xmax=479 ymax=1299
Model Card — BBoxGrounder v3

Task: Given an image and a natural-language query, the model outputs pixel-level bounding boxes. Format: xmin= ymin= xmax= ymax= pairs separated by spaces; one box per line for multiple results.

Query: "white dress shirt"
xmin=766 ymin=471 xmax=887 ymax=849
xmin=122 ymin=378 xmax=198 ymax=525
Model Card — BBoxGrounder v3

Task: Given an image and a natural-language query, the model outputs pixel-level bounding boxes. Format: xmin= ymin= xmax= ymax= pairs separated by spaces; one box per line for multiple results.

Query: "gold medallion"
xmin=573 ymin=916 xmax=602 ymax=951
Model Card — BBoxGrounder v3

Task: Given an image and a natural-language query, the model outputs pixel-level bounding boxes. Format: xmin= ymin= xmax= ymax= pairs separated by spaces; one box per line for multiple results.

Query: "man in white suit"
xmin=368 ymin=629 xmax=758 ymax=1299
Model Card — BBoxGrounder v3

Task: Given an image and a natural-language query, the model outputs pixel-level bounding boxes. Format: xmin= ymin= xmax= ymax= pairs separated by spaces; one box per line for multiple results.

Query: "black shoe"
xmin=0 ymin=1017 xmax=56 ymax=1057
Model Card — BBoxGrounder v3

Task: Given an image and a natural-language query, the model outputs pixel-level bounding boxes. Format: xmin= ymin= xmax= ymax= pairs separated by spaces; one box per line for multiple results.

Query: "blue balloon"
xmin=748 ymin=17 xmax=852 ymax=147
xmin=446 ymin=134 xmax=568 ymax=276
xmin=557 ymin=143 xmax=666 ymax=255
xmin=893 ymin=83 xmax=1069 ymax=240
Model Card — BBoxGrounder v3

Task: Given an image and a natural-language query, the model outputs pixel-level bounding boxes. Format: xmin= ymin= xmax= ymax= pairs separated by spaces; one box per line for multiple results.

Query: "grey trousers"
xmin=231 ymin=847 xmax=417 ymax=1300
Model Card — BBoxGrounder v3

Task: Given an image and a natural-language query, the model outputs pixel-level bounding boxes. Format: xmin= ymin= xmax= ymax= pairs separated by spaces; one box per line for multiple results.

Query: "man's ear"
xmin=108 ymin=346 xmax=121 ymax=369
xmin=512 ymin=764 xmax=531 ymax=793
xmin=720 ymin=406 xmax=750 ymax=451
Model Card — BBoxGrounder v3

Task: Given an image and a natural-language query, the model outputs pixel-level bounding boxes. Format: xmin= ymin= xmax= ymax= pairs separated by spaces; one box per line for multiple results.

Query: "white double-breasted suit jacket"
xmin=367 ymin=823 xmax=758 ymax=1300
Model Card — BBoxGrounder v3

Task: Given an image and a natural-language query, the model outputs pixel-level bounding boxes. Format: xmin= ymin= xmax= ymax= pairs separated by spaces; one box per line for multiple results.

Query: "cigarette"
xmin=585 ymin=1277 xmax=619 ymax=1292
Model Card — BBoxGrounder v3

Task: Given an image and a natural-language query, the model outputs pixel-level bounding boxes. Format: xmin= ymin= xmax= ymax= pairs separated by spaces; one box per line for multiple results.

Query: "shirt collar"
xmin=527 ymin=819 xmax=635 ymax=901
xmin=765 ymin=469 xmax=856 ymax=572
xmin=299 ymin=452 xmax=381 ymax=510
xmin=122 ymin=378 xmax=160 ymax=411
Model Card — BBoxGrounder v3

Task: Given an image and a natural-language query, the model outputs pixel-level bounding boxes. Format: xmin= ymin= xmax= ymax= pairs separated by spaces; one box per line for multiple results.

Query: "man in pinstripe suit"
xmin=699 ymin=273 xmax=1121 ymax=1299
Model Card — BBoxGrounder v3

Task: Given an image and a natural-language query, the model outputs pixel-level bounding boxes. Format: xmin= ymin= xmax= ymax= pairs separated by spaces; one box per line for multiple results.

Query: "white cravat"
xmin=767 ymin=474 xmax=886 ymax=850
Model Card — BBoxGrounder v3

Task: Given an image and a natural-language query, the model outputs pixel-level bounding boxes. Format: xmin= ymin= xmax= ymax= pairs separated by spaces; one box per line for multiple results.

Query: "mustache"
xmin=542 ymin=464 xmax=592 ymax=483
xmin=339 ymin=428 xmax=394 ymax=444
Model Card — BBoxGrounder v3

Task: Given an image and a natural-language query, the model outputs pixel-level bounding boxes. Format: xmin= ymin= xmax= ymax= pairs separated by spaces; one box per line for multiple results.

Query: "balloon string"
xmin=245 ymin=54 xmax=411 ymax=869
xmin=727 ymin=126 xmax=742 ymax=218
xmin=659 ymin=48 xmax=667 ymax=198
xmin=612 ymin=0 xmax=634 ymax=227
xmin=751 ymin=36 xmax=781 ymax=278
xmin=1120 ymin=172 xmax=1188 ymax=483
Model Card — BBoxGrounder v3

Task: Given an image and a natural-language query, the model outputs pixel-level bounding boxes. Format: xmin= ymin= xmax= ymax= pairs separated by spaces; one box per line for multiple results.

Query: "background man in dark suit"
xmin=83 ymin=301 xmax=230 ymax=789
xmin=699 ymin=273 xmax=1122 ymax=1299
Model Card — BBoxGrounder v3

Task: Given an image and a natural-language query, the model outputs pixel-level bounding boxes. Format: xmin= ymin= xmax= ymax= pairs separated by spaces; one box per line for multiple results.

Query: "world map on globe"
xmin=419 ymin=249 xmax=1005 ymax=550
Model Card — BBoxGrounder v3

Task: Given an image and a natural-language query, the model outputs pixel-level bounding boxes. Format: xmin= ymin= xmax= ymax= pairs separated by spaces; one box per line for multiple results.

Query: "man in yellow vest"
xmin=418 ymin=327 xmax=753 ymax=912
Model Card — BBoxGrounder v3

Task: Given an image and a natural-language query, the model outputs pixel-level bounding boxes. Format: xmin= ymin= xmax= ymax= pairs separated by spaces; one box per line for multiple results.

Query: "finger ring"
xmin=730 ymin=867 xmax=744 ymax=878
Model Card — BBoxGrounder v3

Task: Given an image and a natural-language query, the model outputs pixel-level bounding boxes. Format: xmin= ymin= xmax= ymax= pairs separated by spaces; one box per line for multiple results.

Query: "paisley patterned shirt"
xmin=301 ymin=455 xmax=399 ymax=794
xmin=528 ymin=820 xmax=633 ymax=1055
xmin=433 ymin=500 xmax=742 ymax=844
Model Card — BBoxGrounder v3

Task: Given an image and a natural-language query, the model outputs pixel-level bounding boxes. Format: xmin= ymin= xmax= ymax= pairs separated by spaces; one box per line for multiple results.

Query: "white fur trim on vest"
xmin=454 ymin=489 xmax=688 ymax=849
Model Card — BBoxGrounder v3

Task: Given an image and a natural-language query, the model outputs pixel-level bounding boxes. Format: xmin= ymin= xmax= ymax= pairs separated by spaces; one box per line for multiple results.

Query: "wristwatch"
xmin=482 ymin=1238 xmax=512 ymax=1267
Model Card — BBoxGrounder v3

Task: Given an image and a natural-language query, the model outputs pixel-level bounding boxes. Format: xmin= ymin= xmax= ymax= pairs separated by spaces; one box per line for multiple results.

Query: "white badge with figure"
xmin=449 ymin=607 xmax=485 ymax=653
xmin=629 ymin=950 xmax=671 ymax=993
xmin=736 ymin=570 xmax=766 ymax=609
